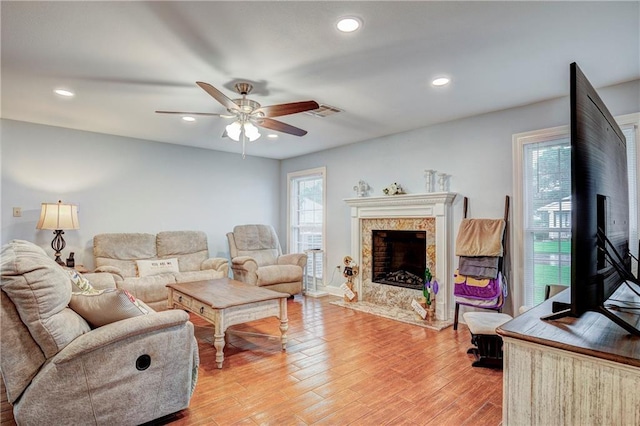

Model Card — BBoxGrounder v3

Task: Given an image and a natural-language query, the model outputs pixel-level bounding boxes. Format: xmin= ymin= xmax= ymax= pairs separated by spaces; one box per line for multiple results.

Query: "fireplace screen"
xmin=372 ymin=230 xmax=426 ymax=289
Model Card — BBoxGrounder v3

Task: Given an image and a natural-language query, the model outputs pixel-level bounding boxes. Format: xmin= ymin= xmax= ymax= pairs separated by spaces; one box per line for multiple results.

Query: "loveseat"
xmin=93 ymin=231 xmax=229 ymax=311
xmin=1 ymin=240 xmax=199 ymax=425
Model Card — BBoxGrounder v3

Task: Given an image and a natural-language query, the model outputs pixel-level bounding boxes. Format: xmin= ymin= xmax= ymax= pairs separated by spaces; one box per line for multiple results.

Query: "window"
xmin=513 ymin=114 xmax=639 ymax=309
xmin=288 ymin=167 xmax=326 ymax=284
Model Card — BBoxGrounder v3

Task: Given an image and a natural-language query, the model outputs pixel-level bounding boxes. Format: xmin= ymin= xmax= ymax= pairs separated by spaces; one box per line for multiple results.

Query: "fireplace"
xmin=372 ymin=230 xmax=426 ymax=289
xmin=345 ymin=192 xmax=456 ymax=321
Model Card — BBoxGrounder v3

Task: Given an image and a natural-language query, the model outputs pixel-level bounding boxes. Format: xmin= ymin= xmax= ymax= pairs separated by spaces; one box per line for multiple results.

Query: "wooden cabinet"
xmin=498 ymin=286 xmax=640 ymax=426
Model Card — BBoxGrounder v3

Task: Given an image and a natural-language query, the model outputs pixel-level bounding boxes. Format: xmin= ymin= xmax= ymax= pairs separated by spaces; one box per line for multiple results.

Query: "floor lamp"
xmin=36 ymin=200 xmax=80 ymax=265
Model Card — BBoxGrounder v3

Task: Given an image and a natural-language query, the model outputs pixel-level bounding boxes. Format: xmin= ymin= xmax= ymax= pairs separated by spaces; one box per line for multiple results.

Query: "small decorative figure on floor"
xmin=342 ymin=256 xmax=359 ymax=302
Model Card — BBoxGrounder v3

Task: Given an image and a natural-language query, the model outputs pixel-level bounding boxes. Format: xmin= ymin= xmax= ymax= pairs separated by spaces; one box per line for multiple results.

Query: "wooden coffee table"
xmin=167 ymin=278 xmax=289 ymax=368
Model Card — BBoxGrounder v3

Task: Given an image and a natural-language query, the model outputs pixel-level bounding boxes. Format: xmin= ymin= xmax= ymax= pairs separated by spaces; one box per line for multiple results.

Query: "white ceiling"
xmin=2 ymin=1 xmax=638 ymax=160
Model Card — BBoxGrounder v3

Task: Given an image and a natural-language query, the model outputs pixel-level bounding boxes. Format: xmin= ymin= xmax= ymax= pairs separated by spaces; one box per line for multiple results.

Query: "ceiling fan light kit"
xmin=157 ymin=81 xmax=318 ymax=158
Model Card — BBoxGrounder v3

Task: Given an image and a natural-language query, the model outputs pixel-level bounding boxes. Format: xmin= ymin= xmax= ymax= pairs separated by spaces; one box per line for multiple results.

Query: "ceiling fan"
xmin=156 ymin=81 xmax=319 ymax=158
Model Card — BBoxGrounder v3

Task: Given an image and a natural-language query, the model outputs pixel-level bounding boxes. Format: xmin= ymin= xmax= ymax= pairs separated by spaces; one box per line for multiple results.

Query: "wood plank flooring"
xmin=1 ymin=295 xmax=503 ymax=425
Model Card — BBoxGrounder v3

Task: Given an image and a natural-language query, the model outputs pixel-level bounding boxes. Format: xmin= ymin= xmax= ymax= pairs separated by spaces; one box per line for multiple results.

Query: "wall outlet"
xmin=13 ymin=207 xmax=21 ymax=217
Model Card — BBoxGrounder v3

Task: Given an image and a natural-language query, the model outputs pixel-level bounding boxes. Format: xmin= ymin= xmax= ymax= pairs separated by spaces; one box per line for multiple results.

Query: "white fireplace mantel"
xmin=344 ymin=192 xmax=457 ymax=321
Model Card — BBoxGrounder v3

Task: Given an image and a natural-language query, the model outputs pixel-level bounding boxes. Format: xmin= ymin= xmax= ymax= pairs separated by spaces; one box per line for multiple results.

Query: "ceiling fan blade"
xmin=155 ymin=110 xmax=225 ymax=116
xmin=258 ymin=117 xmax=308 ymax=137
xmin=256 ymin=100 xmax=319 ymax=118
xmin=196 ymin=81 xmax=238 ymax=110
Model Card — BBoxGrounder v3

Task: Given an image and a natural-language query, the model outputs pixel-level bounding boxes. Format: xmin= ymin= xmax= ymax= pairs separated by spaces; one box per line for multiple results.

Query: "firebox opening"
xmin=372 ymin=230 xmax=426 ymax=290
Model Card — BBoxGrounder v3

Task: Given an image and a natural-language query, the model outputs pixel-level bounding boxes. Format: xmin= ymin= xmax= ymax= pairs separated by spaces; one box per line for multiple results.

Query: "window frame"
xmin=286 ymin=166 xmax=326 ymax=282
xmin=512 ymin=113 xmax=639 ymax=310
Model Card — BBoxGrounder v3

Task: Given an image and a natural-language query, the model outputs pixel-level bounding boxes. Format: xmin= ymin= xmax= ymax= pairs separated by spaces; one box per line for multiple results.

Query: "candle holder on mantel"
xmin=438 ymin=173 xmax=450 ymax=192
xmin=424 ymin=169 xmax=436 ymax=193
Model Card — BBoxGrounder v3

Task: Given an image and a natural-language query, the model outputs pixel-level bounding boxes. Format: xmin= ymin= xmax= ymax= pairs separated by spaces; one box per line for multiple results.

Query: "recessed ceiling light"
xmin=337 ymin=17 xmax=362 ymax=33
xmin=181 ymin=116 xmax=196 ymax=122
xmin=432 ymin=77 xmax=451 ymax=87
xmin=267 ymin=134 xmax=278 ymax=139
xmin=54 ymin=88 xmax=74 ymax=97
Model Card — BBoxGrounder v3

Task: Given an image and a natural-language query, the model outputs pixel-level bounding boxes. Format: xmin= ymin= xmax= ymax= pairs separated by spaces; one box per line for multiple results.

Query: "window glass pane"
xmin=519 ymin=121 xmax=637 ymax=308
xmin=289 ymin=170 xmax=324 ymax=281
xmin=523 ymin=138 xmax=571 ymax=306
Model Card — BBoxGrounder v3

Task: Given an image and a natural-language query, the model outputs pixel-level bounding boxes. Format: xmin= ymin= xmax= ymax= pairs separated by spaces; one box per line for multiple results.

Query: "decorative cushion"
xmin=64 ymin=268 xmax=98 ymax=293
xmin=136 ymin=258 xmax=179 ymax=277
xmin=69 ymin=288 xmax=151 ymax=328
xmin=0 ymin=240 xmax=91 ymax=358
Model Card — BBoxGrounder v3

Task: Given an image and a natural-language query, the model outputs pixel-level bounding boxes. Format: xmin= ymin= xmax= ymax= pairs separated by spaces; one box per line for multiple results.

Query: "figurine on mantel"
xmin=382 ymin=182 xmax=405 ymax=196
xmin=353 ymin=180 xmax=370 ymax=197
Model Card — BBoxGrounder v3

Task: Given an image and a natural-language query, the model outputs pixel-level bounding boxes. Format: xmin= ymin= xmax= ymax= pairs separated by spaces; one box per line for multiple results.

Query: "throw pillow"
xmin=64 ymin=268 xmax=98 ymax=293
xmin=136 ymin=258 xmax=179 ymax=277
xmin=69 ymin=288 xmax=150 ymax=328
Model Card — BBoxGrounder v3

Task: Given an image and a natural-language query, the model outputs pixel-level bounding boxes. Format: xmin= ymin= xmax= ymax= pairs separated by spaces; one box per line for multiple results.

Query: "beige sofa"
xmin=94 ymin=231 xmax=229 ymax=311
xmin=1 ymin=240 xmax=199 ymax=425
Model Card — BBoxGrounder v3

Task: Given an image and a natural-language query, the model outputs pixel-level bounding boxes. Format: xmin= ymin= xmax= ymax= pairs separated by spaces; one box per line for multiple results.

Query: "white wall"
xmin=2 ymin=79 xmax=638 ymax=315
xmin=280 ymin=79 xmax=640 ymax=315
xmin=1 ymin=119 xmax=281 ymax=268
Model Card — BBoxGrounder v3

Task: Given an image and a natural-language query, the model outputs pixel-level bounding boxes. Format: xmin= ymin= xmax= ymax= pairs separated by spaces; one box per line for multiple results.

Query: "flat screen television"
xmin=544 ymin=62 xmax=640 ymax=336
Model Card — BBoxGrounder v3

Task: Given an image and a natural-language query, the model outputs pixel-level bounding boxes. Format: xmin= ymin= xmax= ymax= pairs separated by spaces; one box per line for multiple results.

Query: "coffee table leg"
xmin=279 ymin=298 xmax=288 ymax=351
xmin=214 ymin=321 xmax=225 ymax=369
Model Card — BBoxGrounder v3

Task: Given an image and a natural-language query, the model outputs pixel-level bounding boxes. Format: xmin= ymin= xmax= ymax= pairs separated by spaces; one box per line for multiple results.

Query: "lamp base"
xmin=51 ymin=230 xmax=67 ymax=266
xmin=53 ymin=253 xmax=66 ymax=266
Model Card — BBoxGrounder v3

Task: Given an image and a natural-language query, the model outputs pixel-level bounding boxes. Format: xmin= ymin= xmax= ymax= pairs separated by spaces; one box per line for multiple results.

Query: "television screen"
xmin=544 ymin=63 xmax=639 ymax=336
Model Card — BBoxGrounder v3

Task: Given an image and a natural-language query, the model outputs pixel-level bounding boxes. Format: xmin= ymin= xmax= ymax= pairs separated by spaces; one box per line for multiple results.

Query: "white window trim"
xmin=286 ymin=166 xmax=326 ymax=264
xmin=512 ymin=113 xmax=639 ymax=311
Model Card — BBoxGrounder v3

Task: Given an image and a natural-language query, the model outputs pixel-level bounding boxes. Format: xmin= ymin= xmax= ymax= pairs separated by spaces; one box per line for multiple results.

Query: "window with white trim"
xmin=513 ymin=114 xmax=639 ymax=308
xmin=288 ymin=167 xmax=326 ymax=283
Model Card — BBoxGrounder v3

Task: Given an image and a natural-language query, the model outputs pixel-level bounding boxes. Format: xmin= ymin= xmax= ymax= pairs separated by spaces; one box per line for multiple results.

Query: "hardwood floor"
xmin=1 ymin=295 xmax=503 ymax=425
xmin=167 ymin=295 xmax=502 ymax=425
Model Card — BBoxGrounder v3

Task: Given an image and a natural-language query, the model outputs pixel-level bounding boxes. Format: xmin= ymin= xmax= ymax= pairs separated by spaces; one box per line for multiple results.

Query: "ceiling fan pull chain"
xmin=241 ymin=126 xmax=247 ymax=159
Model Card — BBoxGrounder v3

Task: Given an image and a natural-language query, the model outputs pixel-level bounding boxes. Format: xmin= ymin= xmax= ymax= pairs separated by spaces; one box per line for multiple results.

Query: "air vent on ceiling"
xmin=305 ymin=104 xmax=343 ymax=118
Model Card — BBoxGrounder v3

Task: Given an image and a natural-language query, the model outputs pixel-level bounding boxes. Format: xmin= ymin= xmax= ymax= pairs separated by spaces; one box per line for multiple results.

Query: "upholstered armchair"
xmin=227 ymin=224 xmax=307 ymax=295
xmin=1 ymin=240 xmax=199 ymax=425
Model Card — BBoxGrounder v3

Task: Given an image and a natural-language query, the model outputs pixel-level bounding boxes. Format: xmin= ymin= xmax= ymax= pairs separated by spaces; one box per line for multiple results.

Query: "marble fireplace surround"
xmin=344 ymin=193 xmax=457 ymax=321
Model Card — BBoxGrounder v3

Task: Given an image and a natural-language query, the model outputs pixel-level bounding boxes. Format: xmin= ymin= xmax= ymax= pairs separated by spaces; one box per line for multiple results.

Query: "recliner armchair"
xmin=1 ymin=240 xmax=198 ymax=425
xmin=227 ymin=224 xmax=307 ymax=295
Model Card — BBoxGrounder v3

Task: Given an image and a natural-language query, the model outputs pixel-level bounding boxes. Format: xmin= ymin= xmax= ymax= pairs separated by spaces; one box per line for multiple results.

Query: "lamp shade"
xmin=36 ymin=201 xmax=80 ymax=230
